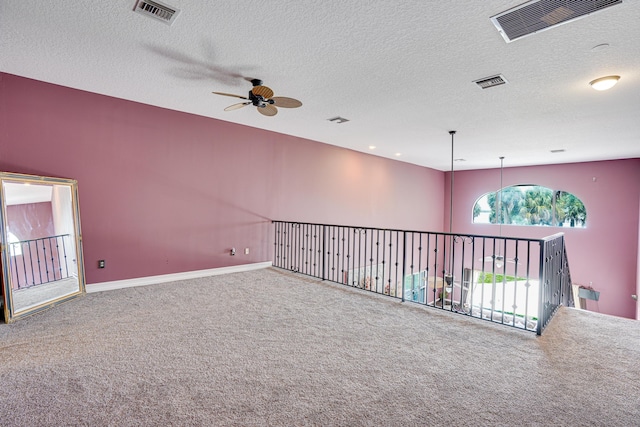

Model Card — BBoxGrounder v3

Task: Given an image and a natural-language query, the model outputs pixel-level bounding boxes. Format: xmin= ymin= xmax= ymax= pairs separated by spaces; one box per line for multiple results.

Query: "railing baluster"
xmin=302 ymin=223 xmax=306 ymax=274
xmin=492 ymin=238 xmax=498 ymax=321
xmin=23 ymin=242 xmax=36 ymax=286
xmin=432 ymin=234 xmax=438 ymax=306
xmin=296 ymin=223 xmax=301 ymax=273
xmin=345 ymin=226 xmax=349 ymax=285
xmin=357 ymin=229 xmax=363 ymax=289
xmin=61 ymin=235 xmax=69 ymax=278
xmin=356 ymin=229 xmax=361 ymax=289
xmin=382 ymin=229 xmax=388 ymax=295
xmin=288 ymin=222 xmax=292 ymax=270
xmin=287 ymin=222 xmax=292 ymax=270
xmin=302 ymin=224 xmax=307 ymax=275
xmin=9 ymin=243 xmax=20 ymax=289
xmin=291 ymin=223 xmax=295 ymax=271
xmin=375 ymin=229 xmax=380 ymax=293
xmin=524 ymin=241 xmax=531 ymax=330
xmin=401 ymin=231 xmax=406 ymax=303
xmin=7 ymin=243 xmax=16 ymax=288
xmin=457 ymin=237 xmax=464 ymax=311
xmin=20 ymin=241 xmax=28 ymax=288
xmin=449 ymin=235 xmax=455 ymax=312
xmin=48 ymin=237 xmax=56 ymax=281
xmin=312 ymin=225 xmax=317 ymax=277
xmin=393 ymin=230 xmax=398 ymax=297
xmin=54 ymin=236 xmax=61 ymax=280
xmin=277 ymin=221 xmax=282 ymax=268
xmin=511 ymin=240 xmax=519 ymax=327
xmin=300 ymin=224 xmax=311 ymax=275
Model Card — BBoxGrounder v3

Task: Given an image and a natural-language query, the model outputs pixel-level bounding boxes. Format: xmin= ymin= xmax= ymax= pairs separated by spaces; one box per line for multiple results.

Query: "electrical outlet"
xmin=244 ymin=248 xmax=249 ymax=255
xmin=230 ymin=248 xmax=236 ymax=256
xmin=98 ymin=260 xmax=105 ymax=268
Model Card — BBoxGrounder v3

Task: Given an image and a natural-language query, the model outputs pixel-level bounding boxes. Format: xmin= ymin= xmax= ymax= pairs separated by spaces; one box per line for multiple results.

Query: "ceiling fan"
xmin=212 ymin=79 xmax=302 ymax=117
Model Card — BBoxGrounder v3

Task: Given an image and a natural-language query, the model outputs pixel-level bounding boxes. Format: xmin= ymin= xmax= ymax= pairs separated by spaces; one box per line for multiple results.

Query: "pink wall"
xmin=446 ymin=160 xmax=640 ymax=319
xmin=0 ymin=73 xmax=444 ymax=284
xmin=6 ymin=202 xmax=54 ymax=240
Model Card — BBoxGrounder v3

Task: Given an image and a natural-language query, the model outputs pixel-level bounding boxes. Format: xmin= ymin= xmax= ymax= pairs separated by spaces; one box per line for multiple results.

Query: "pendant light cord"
xmin=449 ymin=131 xmax=456 ymax=234
xmin=498 ymin=156 xmax=504 ymax=262
xmin=448 ymin=131 xmax=456 ymax=276
xmin=499 ymin=156 xmax=504 ymax=237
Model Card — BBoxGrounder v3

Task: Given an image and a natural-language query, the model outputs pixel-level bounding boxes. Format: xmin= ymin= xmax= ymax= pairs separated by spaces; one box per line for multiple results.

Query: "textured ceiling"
xmin=1 ymin=0 xmax=638 ymax=171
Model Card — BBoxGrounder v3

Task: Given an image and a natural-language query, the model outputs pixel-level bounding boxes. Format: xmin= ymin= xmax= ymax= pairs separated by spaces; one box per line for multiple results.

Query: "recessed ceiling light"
xmin=395 ymin=153 xmax=402 ymax=157
xmin=589 ymin=75 xmax=620 ymax=91
xmin=369 ymin=145 xmax=376 ymax=150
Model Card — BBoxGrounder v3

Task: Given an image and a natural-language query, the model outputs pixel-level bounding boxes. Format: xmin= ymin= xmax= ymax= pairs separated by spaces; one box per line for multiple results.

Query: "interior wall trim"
xmin=86 ymin=261 xmax=273 ymax=293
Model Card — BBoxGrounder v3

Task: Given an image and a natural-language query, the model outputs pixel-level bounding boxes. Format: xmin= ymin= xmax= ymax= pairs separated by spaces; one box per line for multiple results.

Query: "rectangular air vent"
xmin=491 ymin=0 xmax=622 ymax=43
xmin=473 ymin=74 xmax=508 ymax=89
xmin=134 ymin=0 xmax=180 ymax=25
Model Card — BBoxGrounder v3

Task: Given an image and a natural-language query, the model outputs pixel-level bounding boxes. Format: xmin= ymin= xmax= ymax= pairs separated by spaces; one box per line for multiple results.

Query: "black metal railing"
xmin=8 ymin=234 xmax=74 ymax=290
xmin=537 ymin=233 xmax=573 ymax=334
xmin=272 ymin=221 xmax=573 ymax=335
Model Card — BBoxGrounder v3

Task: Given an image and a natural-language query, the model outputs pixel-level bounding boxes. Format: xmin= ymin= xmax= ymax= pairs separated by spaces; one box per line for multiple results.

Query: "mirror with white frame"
xmin=0 ymin=172 xmax=85 ymax=323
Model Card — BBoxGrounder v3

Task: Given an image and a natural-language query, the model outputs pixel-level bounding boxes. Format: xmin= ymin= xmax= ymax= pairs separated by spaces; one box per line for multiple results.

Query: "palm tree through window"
xmin=473 ymin=185 xmax=586 ymax=228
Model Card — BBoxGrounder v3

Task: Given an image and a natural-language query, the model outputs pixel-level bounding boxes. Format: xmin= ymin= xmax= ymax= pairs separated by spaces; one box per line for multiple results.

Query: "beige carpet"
xmin=1 ymin=267 xmax=638 ymax=426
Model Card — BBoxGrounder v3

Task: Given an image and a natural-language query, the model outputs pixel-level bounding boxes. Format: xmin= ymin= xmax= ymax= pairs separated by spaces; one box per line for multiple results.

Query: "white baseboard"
xmin=86 ymin=261 xmax=273 ymax=293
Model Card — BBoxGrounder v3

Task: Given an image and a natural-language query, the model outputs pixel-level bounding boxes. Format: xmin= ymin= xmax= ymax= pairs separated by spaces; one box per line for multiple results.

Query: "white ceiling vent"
xmin=491 ymin=0 xmax=623 ymax=43
xmin=473 ymin=74 xmax=508 ymax=89
xmin=134 ymin=0 xmax=180 ymax=25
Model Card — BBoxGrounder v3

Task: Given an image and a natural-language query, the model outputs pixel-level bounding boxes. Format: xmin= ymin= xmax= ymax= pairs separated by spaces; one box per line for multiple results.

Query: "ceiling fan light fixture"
xmin=589 ymin=75 xmax=620 ymax=91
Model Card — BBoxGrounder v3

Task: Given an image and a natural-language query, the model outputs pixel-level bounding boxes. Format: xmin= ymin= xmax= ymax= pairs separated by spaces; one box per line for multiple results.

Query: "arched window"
xmin=472 ymin=185 xmax=586 ymax=228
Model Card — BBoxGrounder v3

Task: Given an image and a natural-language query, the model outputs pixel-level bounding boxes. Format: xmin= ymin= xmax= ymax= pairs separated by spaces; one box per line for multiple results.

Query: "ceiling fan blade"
xmin=271 ymin=97 xmax=302 ymax=108
xmin=251 ymin=85 xmax=274 ymax=99
xmin=258 ymin=104 xmax=278 ymax=116
xmin=213 ymin=91 xmax=249 ymax=100
xmin=224 ymin=102 xmax=251 ymax=111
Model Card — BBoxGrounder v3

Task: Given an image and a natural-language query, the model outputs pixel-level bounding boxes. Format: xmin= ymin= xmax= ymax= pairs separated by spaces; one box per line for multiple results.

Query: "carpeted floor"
xmin=1 ymin=267 xmax=638 ymax=426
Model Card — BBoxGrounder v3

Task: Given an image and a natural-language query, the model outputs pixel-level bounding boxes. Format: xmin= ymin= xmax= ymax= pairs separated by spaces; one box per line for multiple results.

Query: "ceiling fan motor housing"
xmin=249 ymin=90 xmax=266 ymax=107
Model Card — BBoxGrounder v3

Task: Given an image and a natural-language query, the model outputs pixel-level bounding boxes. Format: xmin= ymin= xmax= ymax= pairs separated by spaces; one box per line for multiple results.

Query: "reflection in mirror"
xmin=1 ymin=173 xmax=85 ymax=322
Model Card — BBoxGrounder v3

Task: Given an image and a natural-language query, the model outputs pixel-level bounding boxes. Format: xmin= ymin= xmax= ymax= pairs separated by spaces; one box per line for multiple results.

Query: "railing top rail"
xmin=11 ymin=234 xmax=71 ymax=245
xmin=272 ymin=220 xmax=545 ymax=244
